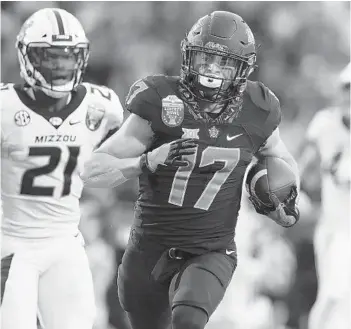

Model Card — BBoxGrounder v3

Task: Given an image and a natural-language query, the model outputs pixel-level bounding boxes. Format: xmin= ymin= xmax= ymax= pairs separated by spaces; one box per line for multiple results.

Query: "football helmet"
xmin=180 ymin=11 xmax=256 ymax=103
xmin=16 ymin=8 xmax=90 ymax=98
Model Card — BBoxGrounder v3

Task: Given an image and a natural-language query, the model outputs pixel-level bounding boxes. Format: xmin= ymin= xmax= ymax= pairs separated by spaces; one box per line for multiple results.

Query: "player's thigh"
xmin=1 ymin=253 xmax=39 ymax=329
xmin=117 ymin=232 xmax=171 ymax=329
xmin=170 ymin=252 xmax=236 ymax=319
xmin=38 ymin=240 xmax=95 ymax=329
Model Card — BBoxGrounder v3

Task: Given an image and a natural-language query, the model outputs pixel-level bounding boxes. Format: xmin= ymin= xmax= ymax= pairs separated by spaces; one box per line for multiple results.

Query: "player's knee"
xmin=172 ymin=305 xmax=207 ymax=329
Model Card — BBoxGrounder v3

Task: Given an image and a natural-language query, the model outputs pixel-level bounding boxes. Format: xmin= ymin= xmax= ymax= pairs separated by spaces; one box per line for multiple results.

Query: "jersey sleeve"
xmin=0 ymin=83 xmax=14 ymax=143
xmin=251 ymin=82 xmax=282 ymax=148
xmin=262 ymin=84 xmax=282 ymax=135
xmin=125 ymin=78 xmax=162 ymax=131
xmin=247 ymin=81 xmax=282 ymax=136
xmin=83 ymin=82 xmax=124 ymax=134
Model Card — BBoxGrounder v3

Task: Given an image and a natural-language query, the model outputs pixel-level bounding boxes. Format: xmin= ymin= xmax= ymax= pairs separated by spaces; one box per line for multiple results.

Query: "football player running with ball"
xmin=1 ymin=8 xmax=124 ymax=329
xmin=82 ymin=11 xmax=300 ymax=329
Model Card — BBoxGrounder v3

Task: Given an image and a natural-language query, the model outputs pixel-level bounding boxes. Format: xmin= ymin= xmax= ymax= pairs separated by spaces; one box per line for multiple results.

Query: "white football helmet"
xmin=16 ymin=8 xmax=90 ymax=98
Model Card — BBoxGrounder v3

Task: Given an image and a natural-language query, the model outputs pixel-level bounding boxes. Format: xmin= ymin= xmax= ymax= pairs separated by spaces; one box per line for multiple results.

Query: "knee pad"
xmin=172 ymin=305 xmax=207 ymax=329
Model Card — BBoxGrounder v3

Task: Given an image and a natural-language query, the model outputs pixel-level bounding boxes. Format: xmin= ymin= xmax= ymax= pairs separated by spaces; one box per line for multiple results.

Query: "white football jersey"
xmin=1 ymin=82 xmax=124 ymax=238
xmin=306 ymin=107 xmax=350 ymax=231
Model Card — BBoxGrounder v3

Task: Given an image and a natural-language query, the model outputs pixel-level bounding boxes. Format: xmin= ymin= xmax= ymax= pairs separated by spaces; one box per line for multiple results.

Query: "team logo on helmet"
xmin=14 ymin=110 xmax=31 ymax=126
xmin=161 ymin=95 xmax=184 ymax=127
xmin=86 ymin=103 xmax=105 ymax=131
xmin=205 ymin=42 xmax=229 ymax=52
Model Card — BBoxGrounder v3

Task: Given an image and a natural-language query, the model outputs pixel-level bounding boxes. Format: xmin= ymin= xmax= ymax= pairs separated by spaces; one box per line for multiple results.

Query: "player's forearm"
xmin=80 ymin=152 xmax=142 ymax=188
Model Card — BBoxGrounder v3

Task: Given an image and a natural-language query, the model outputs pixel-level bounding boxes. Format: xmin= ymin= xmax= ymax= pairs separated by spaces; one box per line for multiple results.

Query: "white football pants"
xmin=1 ymin=233 xmax=96 ymax=329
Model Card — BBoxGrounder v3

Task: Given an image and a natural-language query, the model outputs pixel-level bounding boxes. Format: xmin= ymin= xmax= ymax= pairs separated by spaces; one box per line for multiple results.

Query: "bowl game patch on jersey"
xmin=86 ymin=103 xmax=105 ymax=131
xmin=161 ymin=95 xmax=184 ymax=127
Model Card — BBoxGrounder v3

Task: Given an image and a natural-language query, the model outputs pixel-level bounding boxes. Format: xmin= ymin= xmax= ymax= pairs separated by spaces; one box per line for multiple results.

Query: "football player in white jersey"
xmin=1 ymin=8 xmax=124 ymax=329
xmin=299 ymin=63 xmax=350 ymax=329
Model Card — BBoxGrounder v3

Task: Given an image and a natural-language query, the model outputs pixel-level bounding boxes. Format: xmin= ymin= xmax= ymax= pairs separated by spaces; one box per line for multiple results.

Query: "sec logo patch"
xmin=162 ymin=95 xmax=184 ymax=127
xmin=14 ymin=110 xmax=31 ymax=126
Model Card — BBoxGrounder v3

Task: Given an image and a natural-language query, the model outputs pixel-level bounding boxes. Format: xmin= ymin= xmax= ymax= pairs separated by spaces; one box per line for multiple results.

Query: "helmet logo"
xmin=205 ymin=42 xmax=229 ymax=52
xmin=52 ymin=35 xmax=72 ymax=42
xmin=162 ymin=95 xmax=184 ymax=127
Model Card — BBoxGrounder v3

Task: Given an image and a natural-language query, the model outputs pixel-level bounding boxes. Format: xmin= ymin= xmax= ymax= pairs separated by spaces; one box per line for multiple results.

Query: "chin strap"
xmin=178 ymin=81 xmax=243 ymax=124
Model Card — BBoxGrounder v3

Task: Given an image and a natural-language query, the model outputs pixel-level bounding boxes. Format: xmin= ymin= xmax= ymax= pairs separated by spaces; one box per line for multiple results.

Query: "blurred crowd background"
xmin=1 ymin=1 xmax=350 ymax=329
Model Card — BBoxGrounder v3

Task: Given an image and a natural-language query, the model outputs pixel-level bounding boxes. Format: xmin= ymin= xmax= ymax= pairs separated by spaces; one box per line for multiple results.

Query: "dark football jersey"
xmin=126 ymin=75 xmax=281 ymax=253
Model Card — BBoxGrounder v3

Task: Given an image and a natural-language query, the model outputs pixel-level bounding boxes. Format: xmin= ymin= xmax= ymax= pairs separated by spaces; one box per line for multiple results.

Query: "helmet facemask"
xmin=17 ymin=42 xmax=89 ymax=99
xmin=181 ymin=41 xmax=256 ymax=103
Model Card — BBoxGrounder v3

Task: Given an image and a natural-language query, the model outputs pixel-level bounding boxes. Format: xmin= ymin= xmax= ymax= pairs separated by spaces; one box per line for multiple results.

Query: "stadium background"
xmin=1 ymin=1 xmax=350 ymax=329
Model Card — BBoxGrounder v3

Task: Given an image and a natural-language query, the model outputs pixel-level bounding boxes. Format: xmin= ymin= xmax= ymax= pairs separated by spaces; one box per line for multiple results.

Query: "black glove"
xmin=250 ymin=186 xmax=300 ymax=227
xmin=142 ymin=138 xmax=198 ymax=172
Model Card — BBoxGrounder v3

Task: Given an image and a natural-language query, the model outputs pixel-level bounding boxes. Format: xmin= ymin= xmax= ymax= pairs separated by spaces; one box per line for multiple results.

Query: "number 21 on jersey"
xmin=169 ymin=146 xmax=240 ymax=211
xmin=20 ymin=146 xmax=80 ymax=197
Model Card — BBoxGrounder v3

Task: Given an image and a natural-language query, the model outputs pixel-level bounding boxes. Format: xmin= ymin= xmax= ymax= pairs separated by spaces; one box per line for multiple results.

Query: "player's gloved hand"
xmin=141 ymin=138 xmax=198 ymax=173
xmin=250 ymin=186 xmax=300 ymax=228
xmin=267 ymin=186 xmax=300 ymax=227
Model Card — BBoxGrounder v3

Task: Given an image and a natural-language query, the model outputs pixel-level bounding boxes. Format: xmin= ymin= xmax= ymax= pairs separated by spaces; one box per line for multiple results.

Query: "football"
xmin=245 ymin=157 xmax=296 ymax=207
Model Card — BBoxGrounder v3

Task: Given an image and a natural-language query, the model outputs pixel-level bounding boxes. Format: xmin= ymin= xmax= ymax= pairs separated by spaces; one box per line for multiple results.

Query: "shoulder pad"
xmin=83 ymin=82 xmax=124 ymax=130
xmin=125 ymin=75 xmax=181 ymax=132
xmin=245 ymin=80 xmax=282 ymax=133
xmin=0 ymin=83 xmax=14 ymax=93
xmin=245 ymin=80 xmax=280 ymax=112
xmin=1 ymin=83 xmax=16 ymax=113
xmin=82 ymin=82 xmax=116 ymax=102
xmin=125 ymin=75 xmax=171 ymax=122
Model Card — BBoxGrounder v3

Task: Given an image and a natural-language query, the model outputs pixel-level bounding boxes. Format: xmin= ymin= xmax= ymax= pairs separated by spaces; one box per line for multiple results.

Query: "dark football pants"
xmin=117 ymin=229 xmax=236 ymax=329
